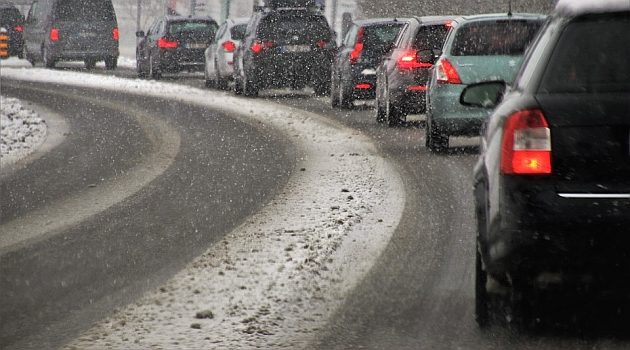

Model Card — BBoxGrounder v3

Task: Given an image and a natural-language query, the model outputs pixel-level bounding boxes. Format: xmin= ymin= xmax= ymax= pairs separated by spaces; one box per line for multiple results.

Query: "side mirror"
xmin=460 ymin=81 xmax=507 ymax=109
xmin=418 ymin=49 xmax=436 ymax=64
xmin=136 ymin=31 xmax=145 ymax=38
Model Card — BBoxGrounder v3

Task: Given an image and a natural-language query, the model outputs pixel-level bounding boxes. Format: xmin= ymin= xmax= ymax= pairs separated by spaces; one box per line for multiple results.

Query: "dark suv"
xmin=234 ymin=4 xmax=335 ymax=97
xmin=136 ymin=16 xmax=218 ymax=79
xmin=0 ymin=4 xmax=25 ymax=58
xmin=24 ymin=0 xmax=119 ymax=69
xmin=330 ymin=18 xmax=406 ymax=109
xmin=466 ymin=2 xmax=630 ymax=327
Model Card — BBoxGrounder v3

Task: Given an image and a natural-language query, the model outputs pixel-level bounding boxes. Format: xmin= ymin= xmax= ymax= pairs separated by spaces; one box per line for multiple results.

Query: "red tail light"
xmin=317 ymin=40 xmax=328 ymax=49
xmin=355 ymin=83 xmax=372 ymax=89
xmin=15 ymin=25 xmax=24 ymax=32
xmin=251 ymin=40 xmax=273 ymax=54
xmin=397 ymin=50 xmax=433 ymax=70
xmin=112 ymin=27 xmax=119 ymax=41
xmin=436 ymin=57 xmax=462 ymax=84
xmin=349 ymin=27 xmax=365 ymax=64
xmin=158 ymin=37 xmax=178 ymax=49
xmin=50 ymin=28 xmax=60 ymax=42
xmin=222 ymin=40 xmax=236 ymax=53
xmin=407 ymin=85 xmax=428 ymax=92
xmin=501 ymin=109 xmax=552 ymax=175
xmin=445 ymin=20 xmax=454 ymax=28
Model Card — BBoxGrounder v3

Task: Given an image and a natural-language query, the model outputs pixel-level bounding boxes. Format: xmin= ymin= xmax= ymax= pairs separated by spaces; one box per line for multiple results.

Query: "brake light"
xmin=15 ymin=25 xmax=24 ymax=32
xmin=50 ymin=28 xmax=60 ymax=41
xmin=317 ymin=40 xmax=328 ymax=49
xmin=407 ymin=85 xmax=428 ymax=91
xmin=397 ymin=50 xmax=433 ymax=70
xmin=251 ymin=40 xmax=273 ymax=54
xmin=501 ymin=109 xmax=552 ymax=175
xmin=222 ymin=40 xmax=236 ymax=52
xmin=349 ymin=27 xmax=365 ymax=64
xmin=158 ymin=37 xmax=178 ymax=49
xmin=436 ymin=57 xmax=462 ymax=84
xmin=355 ymin=83 xmax=372 ymax=89
xmin=445 ymin=21 xmax=454 ymax=28
xmin=112 ymin=27 xmax=119 ymax=41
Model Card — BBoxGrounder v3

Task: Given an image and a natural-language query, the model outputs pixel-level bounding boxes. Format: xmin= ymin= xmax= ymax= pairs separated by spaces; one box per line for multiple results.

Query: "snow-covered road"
xmin=2 ymin=67 xmax=405 ymax=348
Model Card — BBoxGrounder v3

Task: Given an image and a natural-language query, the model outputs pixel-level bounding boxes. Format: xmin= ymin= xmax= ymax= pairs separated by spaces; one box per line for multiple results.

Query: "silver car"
xmin=204 ymin=18 xmax=249 ymax=89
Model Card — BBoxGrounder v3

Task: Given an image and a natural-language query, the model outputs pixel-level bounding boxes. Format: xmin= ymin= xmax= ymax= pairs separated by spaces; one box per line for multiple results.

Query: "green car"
xmin=425 ymin=13 xmax=546 ymax=152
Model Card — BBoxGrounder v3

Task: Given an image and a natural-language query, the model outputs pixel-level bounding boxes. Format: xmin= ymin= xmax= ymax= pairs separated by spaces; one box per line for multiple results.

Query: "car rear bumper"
xmin=486 ymin=177 xmax=630 ymax=284
xmin=250 ymin=52 xmax=333 ymax=88
xmin=49 ymin=42 xmax=119 ymax=61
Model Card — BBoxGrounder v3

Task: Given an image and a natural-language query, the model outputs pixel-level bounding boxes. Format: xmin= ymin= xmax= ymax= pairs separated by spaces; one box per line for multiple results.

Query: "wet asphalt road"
xmin=3 ymin=65 xmax=630 ymax=349
xmin=0 ymin=80 xmax=297 ymax=349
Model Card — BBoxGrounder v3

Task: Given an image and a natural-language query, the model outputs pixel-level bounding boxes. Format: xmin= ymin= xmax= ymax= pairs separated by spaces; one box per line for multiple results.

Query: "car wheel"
xmin=84 ymin=59 xmax=96 ymax=70
xmin=105 ymin=57 xmax=117 ymax=70
xmin=475 ymin=249 xmax=490 ymax=328
xmin=42 ymin=46 xmax=55 ymax=68
xmin=137 ymin=57 xmax=147 ymax=78
xmin=313 ymin=77 xmax=331 ymax=97
xmin=426 ymin=114 xmax=449 ymax=152
xmin=385 ymin=91 xmax=403 ymax=127
xmin=375 ymin=98 xmax=386 ymax=123
xmin=243 ymin=74 xmax=258 ymax=97
xmin=330 ymin=72 xmax=340 ymax=108
xmin=149 ymin=55 xmax=161 ymax=80
xmin=215 ymin=61 xmax=229 ymax=90
xmin=339 ymin=79 xmax=353 ymax=109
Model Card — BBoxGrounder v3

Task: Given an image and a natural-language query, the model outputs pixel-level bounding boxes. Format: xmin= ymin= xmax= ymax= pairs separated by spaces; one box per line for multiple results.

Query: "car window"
xmin=362 ymin=23 xmax=404 ymax=52
xmin=539 ymin=14 xmax=630 ymax=93
xmin=54 ymin=0 xmax=116 ymax=22
xmin=343 ymin=24 xmax=358 ymax=47
xmin=413 ymin=24 xmax=449 ymax=50
xmin=168 ymin=20 xmax=217 ymax=36
xmin=451 ymin=19 xmax=542 ymax=56
xmin=230 ymin=24 xmax=247 ymax=41
xmin=215 ymin=23 xmax=227 ymax=41
xmin=257 ymin=14 xmax=331 ymax=42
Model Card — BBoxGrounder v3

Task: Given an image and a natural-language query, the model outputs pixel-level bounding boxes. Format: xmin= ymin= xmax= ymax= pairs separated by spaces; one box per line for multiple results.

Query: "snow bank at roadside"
xmin=0 ymin=56 xmax=136 ymax=69
xmin=0 ymin=96 xmax=47 ymax=167
xmin=3 ymin=67 xmax=405 ymax=349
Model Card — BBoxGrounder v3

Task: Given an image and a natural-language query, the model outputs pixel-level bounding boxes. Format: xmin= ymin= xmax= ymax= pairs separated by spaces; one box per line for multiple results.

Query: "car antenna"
xmin=508 ymin=0 xmax=513 ymax=17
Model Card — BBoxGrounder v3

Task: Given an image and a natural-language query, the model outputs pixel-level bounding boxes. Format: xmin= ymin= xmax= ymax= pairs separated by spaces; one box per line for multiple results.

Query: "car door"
xmin=136 ymin=20 xmax=156 ymax=66
xmin=334 ymin=23 xmax=357 ymax=82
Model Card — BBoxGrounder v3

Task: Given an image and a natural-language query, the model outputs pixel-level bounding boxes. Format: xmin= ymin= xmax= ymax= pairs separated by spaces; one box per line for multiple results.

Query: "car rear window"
xmin=230 ymin=24 xmax=247 ymax=40
xmin=414 ymin=24 xmax=449 ymax=50
xmin=258 ymin=14 xmax=331 ymax=42
xmin=362 ymin=23 xmax=404 ymax=51
xmin=451 ymin=19 xmax=542 ymax=56
xmin=0 ymin=7 xmax=23 ymax=26
xmin=54 ymin=0 xmax=116 ymax=21
xmin=168 ymin=20 xmax=217 ymax=35
xmin=540 ymin=14 xmax=630 ymax=93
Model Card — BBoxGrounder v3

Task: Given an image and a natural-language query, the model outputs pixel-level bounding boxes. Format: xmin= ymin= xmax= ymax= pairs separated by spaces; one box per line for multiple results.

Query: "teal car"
xmin=425 ymin=13 xmax=546 ymax=152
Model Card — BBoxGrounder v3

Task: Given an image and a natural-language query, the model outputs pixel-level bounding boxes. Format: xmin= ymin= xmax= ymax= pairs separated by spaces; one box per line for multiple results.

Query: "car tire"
xmin=215 ymin=61 xmax=229 ymax=90
xmin=426 ymin=114 xmax=449 ymax=152
xmin=105 ymin=57 xmax=117 ymax=70
xmin=375 ymin=98 xmax=386 ymax=124
xmin=313 ymin=78 xmax=331 ymax=97
xmin=84 ymin=59 xmax=96 ymax=70
xmin=137 ymin=57 xmax=147 ymax=78
xmin=149 ymin=55 xmax=161 ymax=80
xmin=330 ymin=72 xmax=340 ymax=108
xmin=385 ymin=91 xmax=404 ymax=127
xmin=234 ymin=75 xmax=244 ymax=95
xmin=243 ymin=74 xmax=258 ymax=97
xmin=475 ymin=249 xmax=490 ymax=328
xmin=339 ymin=79 xmax=353 ymax=109
xmin=42 ymin=46 xmax=55 ymax=68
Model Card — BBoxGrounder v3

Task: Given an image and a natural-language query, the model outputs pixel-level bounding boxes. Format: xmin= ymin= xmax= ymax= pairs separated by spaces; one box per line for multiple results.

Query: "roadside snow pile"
xmin=3 ymin=67 xmax=404 ymax=349
xmin=0 ymin=96 xmax=47 ymax=167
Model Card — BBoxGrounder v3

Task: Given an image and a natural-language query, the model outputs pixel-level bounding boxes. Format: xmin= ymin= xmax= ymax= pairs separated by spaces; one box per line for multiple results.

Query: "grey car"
xmin=24 ymin=0 xmax=119 ymax=69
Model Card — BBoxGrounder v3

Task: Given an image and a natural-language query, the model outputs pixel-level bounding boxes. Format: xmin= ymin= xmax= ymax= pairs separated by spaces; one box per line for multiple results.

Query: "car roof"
xmin=555 ymin=0 xmax=630 ymax=16
xmin=413 ymin=15 xmax=458 ymax=25
xmin=165 ymin=15 xmax=217 ymax=23
xmin=354 ymin=18 xmax=409 ymax=26
xmin=452 ymin=12 xmax=546 ymax=24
